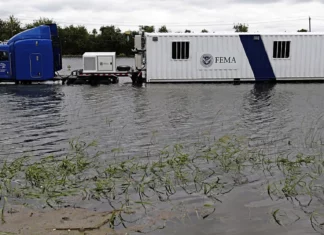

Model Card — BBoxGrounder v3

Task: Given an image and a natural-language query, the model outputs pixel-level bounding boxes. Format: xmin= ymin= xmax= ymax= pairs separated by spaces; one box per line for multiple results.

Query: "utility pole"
xmin=309 ymin=16 xmax=311 ymax=32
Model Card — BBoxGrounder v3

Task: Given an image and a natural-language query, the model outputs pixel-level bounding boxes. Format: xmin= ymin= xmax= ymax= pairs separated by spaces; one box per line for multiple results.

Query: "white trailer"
xmin=134 ymin=32 xmax=324 ymax=83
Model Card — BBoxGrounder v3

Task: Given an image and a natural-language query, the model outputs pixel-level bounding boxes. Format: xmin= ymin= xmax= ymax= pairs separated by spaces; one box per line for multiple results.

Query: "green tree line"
xmin=0 ymin=16 xmax=201 ymax=56
xmin=0 ymin=16 xmax=227 ymax=56
xmin=0 ymin=16 xmax=147 ymax=56
xmin=0 ymin=16 xmax=309 ymax=56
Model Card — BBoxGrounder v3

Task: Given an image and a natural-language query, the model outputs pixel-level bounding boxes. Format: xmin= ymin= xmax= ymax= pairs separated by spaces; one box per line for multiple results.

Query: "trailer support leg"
xmin=131 ymin=71 xmax=144 ymax=86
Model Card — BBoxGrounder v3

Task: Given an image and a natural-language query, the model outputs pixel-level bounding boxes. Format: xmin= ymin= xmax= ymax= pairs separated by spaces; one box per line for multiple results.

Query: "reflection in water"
xmin=240 ymin=83 xmax=293 ymax=156
xmin=249 ymin=82 xmax=276 ymax=105
xmin=132 ymin=86 xmax=149 ymax=122
xmin=0 ymin=84 xmax=63 ymax=98
xmin=0 ymin=85 xmax=66 ymax=158
xmin=1 ymin=85 xmax=64 ymax=115
xmin=242 ymin=83 xmax=276 ymax=120
xmin=165 ymin=87 xmax=192 ymax=129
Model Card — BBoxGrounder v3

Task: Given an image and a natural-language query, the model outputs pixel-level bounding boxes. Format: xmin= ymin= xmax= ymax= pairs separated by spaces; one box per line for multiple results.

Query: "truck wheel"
xmin=66 ymin=78 xmax=76 ymax=85
xmin=109 ymin=75 xmax=119 ymax=84
xmin=89 ymin=77 xmax=99 ymax=86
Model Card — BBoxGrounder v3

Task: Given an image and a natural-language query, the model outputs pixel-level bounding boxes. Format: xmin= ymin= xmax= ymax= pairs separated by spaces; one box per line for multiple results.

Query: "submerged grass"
xmin=1 ymin=134 xmax=324 ymax=233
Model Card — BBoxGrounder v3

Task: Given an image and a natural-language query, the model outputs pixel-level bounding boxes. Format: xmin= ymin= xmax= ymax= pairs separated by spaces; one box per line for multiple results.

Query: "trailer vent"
xmin=84 ymin=57 xmax=96 ymax=71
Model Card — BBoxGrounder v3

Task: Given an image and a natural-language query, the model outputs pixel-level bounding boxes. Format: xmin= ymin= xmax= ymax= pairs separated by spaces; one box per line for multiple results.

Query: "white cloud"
xmin=0 ymin=0 xmax=323 ymax=33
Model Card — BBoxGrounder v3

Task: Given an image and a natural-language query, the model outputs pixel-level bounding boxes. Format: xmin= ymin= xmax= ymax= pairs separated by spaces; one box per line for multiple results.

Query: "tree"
xmin=5 ymin=15 xmax=23 ymax=38
xmin=139 ymin=25 xmax=155 ymax=33
xmin=97 ymin=25 xmax=121 ymax=52
xmin=233 ymin=23 xmax=248 ymax=32
xmin=92 ymin=28 xmax=98 ymax=36
xmin=201 ymin=29 xmax=208 ymax=33
xmin=0 ymin=19 xmax=7 ymax=41
xmin=25 ymin=17 xmax=55 ymax=29
xmin=0 ymin=15 xmax=189 ymax=56
xmin=297 ymin=29 xmax=308 ymax=32
xmin=158 ymin=25 xmax=168 ymax=33
xmin=59 ymin=25 xmax=91 ymax=55
xmin=185 ymin=29 xmax=191 ymax=33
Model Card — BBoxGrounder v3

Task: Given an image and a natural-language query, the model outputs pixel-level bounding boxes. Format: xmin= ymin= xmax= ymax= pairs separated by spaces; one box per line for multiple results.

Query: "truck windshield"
xmin=0 ymin=51 xmax=8 ymax=61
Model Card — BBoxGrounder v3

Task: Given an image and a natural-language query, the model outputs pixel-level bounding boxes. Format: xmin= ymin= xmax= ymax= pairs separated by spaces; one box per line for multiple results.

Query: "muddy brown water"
xmin=1 ymin=57 xmax=324 ymax=234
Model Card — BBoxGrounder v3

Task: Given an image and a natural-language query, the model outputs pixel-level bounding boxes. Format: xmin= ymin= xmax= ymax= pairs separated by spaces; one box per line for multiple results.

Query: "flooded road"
xmin=1 ymin=57 xmax=324 ymax=234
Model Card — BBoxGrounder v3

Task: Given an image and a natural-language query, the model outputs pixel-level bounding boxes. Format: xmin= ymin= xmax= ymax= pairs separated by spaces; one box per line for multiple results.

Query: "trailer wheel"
xmin=109 ymin=75 xmax=119 ymax=84
xmin=89 ymin=76 xmax=100 ymax=86
xmin=112 ymin=77 xmax=119 ymax=84
xmin=21 ymin=81 xmax=31 ymax=85
xmin=131 ymin=71 xmax=143 ymax=86
xmin=66 ymin=78 xmax=77 ymax=85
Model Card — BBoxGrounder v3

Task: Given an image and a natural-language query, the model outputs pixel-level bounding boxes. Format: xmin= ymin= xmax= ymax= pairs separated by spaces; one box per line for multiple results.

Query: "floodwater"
xmin=1 ymin=57 xmax=324 ymax=234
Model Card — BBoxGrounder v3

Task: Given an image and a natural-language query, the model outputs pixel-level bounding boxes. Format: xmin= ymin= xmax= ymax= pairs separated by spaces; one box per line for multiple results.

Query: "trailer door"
xmin=30 ymin=53 xmax=42 ymax=79
xmin=0 ymin=50 xmax=11 ymax=80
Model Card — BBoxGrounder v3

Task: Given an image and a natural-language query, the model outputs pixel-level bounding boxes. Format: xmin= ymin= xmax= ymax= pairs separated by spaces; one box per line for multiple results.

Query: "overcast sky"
xmin=0 ymin=0 xmax=324 ymax=33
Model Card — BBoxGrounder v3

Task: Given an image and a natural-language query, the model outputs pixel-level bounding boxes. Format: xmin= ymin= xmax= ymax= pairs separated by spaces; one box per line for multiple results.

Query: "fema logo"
xmin=0 ymin=63 xmax=6 ymax=69
xmin=200 ymin=54 xmax=214 ymax=68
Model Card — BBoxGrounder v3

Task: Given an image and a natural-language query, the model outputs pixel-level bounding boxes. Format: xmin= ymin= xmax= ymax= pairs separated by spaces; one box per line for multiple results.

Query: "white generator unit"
xmin=82 ymin=52 xmax=116 ymax=73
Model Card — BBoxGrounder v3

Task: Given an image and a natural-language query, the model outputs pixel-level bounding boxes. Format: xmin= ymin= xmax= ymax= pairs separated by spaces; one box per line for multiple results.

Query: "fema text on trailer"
xmin=215 ymin=57 xmax=236 ymax=63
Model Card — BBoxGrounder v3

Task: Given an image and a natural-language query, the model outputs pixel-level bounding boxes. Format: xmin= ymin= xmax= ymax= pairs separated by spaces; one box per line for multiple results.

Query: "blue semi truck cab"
xmin=0 ymin=24 xmax=62 ymax=82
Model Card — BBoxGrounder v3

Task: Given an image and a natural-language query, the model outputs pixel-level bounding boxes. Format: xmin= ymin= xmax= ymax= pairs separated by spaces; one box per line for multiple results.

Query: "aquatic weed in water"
xmin=1 ymin=134 xmax=324 ymax=233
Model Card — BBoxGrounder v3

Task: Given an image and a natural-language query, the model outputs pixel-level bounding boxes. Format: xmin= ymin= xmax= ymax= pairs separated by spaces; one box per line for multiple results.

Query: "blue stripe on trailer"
xmin=239 ymin=35 xmax=276 ymax=81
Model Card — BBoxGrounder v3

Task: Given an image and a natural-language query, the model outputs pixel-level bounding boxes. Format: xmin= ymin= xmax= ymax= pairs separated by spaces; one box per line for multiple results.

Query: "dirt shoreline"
xmin=0 ymin=204 xmax=174 ymax=235
xmin=1 ymin=205 xmax=119 ymax=235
